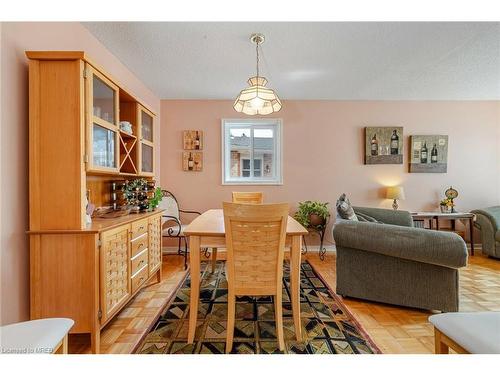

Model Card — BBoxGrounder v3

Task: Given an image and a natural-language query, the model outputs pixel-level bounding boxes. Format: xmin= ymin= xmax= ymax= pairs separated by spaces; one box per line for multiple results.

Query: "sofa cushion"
xmin=336 ymin=194 xmax=358 ymax=221
xmin=356 ymin=212 xmax=383 ymax=223
xmin=353 ymin=206 xmax=413 ymax=227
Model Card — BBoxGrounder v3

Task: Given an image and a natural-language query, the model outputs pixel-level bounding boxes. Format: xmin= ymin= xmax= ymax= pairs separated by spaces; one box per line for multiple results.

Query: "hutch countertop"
xmin=27 ymin=210 xmax=164 ymax=234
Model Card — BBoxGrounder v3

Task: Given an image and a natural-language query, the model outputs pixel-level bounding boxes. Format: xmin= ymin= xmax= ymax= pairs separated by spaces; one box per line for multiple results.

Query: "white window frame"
xmin=241 ymin=156 xmax=263 ymax=178
xmin=221 ymin=118 xmax=283 ymax=185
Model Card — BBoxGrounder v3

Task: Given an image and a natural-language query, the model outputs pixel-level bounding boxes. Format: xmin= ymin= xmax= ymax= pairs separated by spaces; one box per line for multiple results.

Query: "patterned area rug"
xmin=138 ymin=261 xmax=380 ymax=354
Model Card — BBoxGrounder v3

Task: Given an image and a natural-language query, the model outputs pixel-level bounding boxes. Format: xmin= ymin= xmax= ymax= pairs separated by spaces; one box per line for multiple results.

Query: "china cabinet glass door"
xmin=86 ymin=65 xmax=119 ymax=172
xmin=138 ymin=106 xmax=155 ymax=175
xmin=92 ymin=124 xmax=116 ymax=168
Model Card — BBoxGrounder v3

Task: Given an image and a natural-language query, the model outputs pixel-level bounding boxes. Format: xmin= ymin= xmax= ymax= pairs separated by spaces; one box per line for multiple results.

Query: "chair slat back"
xmin=223 ymin=202 xmax=288 ymax=295
xmin=158 ymin=190 xmax=180 ymax=222
xmin=231 ymin=192 xmax=264 ymax=204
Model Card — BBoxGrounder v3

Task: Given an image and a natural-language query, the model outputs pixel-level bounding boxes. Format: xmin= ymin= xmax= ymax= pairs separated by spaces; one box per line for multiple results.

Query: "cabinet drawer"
xmin=131 ymin=264 xmax=148 ymax=294
xmin=131 ymin=235 xmax=148 ymax=258
xmin=131 ymin=249 xmax=148 ymax=275
xmin=131 ymin=218 xmax=149 ymax=240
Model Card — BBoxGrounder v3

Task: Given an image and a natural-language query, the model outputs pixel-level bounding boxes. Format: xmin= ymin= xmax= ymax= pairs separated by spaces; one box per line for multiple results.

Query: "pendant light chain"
xmin=255 ymin=39 xmax=260 ymax=97
xmin=256 ymin=40 xmax=260 ymax=79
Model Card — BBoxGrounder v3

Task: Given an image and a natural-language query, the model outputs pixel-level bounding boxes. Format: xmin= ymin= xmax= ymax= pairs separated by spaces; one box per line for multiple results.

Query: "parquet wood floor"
xmin=70 ymin=248 xmax=500 ymax=354
xmin=69 ymin=255 xmax=188 ymax=354
xmin=307 ymin=248 xmax=500 ymax=354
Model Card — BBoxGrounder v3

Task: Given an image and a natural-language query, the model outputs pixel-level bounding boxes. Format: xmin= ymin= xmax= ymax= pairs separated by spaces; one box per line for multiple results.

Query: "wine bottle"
xmin=431 ymin=144 xmax=438 ymax=163
xmin=420 ymin=142 xmax=428 ymax=163
xmin=194 ymin=131 xmax=200 ymax=150
xmin=371 ymin=134 xmax=378 ymax=156
xmin=390 ymin=130 xmax=399 ymax=155
xmin=188 ymin=152 xmax=194 ymax=170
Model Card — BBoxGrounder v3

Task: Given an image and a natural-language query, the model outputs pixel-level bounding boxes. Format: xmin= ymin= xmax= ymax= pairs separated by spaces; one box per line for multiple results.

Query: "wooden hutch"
xmin=27 ymin=51 xmax=162 ymax=353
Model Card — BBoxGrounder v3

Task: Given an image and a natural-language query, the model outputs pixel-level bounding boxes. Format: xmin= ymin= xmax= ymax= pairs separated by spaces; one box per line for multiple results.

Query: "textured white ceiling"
xmin=83 ymin=22 xmax=500 ymax=100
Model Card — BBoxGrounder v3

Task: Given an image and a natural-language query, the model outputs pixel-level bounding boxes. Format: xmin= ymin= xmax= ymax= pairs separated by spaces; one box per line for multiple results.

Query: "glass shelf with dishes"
xmin=85 ymin=67 xmax=155 ymax=177
xmin=138 ymin=105 xmax=155 ymax=176
xmin=86 ymin=65 xmax=120 ymax=173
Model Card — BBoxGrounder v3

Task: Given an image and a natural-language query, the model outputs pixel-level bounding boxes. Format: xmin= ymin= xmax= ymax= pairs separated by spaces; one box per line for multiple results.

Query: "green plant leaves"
xmin=293 ymin=200 xmax=330 ymax=228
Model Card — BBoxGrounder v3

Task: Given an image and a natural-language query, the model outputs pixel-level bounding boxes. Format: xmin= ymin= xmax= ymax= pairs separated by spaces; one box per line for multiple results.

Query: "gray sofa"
xmin=333 ymin=206 xmax=468 ymax=312
xmin=471 ymin=206 xmax=500 ymax=259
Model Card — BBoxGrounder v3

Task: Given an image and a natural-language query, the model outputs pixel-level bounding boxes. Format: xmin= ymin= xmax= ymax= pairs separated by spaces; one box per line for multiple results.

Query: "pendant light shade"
xmin=233 ymin=34 xmax=282 ymax=115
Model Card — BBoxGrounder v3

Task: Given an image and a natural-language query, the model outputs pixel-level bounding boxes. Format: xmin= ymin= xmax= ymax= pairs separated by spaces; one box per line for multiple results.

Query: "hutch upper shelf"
xmin=26 ymin=51 xmax=156 ymax=178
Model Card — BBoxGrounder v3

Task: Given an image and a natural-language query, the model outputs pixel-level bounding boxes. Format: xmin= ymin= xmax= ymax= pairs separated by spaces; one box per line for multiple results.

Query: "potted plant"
xmin=148 ymin=187 xmax=163 ymax=211
xmin=440 ymin=198 xmax=454 ymax=213
xmin=294 ymin=201 xmax=330 ymax=228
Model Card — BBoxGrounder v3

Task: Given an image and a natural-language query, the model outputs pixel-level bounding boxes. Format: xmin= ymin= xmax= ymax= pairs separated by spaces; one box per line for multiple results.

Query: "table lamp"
xmin=386 ymin=186 xmax=405 ymax=210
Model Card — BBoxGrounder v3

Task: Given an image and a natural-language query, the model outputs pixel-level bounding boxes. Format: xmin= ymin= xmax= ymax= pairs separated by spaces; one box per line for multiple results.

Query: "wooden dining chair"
xmin=208 ymin=192 xmax=264 ymax=274
xmin=231 ymin=192 xmax=264 ymax=204
xmin=223 ymin=202 xmax=289 ymax=353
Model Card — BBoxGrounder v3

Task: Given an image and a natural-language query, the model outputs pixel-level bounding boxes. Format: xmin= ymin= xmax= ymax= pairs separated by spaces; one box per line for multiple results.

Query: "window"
xmin=241 ymin=157 xmax=262 ymax=177
xmin=222 ymin=119 xmax=282 ymax=185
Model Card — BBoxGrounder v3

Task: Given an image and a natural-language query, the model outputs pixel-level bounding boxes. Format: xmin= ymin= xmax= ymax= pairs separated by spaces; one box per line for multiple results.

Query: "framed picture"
xmin=365 ymin=127 xmax=403 ymax=164
xmin=409 ymin=135 xmax=448 ymax=173
xmin=183 ymin=130 xmax=203 ymax=150
xmin=182 ymin=151 xmax=203 ymax=171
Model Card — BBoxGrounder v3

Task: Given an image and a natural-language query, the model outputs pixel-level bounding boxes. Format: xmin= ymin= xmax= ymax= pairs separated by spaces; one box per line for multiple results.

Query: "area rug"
xmin=138 ymin=261 xmax=381 ymax=354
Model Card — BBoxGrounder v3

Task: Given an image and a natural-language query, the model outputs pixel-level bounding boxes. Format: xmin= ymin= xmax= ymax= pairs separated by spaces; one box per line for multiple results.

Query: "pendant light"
xmin=233 ymin=33 xmax=282 ymax=115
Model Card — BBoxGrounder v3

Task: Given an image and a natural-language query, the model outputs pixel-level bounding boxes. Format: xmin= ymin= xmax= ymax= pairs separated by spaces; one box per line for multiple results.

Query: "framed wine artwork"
xmin=182 ymin=151 xmax=203 ymax=171
xmin=409 ymin=135 xmax=448 ymax=173
xmin=183 ymin=130 xmax=203 ymax=150
xmin=364 ymin=127 xmax=403 ymax=165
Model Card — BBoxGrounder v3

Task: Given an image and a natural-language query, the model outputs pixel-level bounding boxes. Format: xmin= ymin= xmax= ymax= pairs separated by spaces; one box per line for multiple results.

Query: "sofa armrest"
xmin=472 ymin=209 xmax=500 ymax=254
xmin=472 ymin=207 xmax=500 ymax=232
xmin=353 ymin=206 xmax=413 ymax=227
xmin=333 ymin=221 xmax=468 ymax=269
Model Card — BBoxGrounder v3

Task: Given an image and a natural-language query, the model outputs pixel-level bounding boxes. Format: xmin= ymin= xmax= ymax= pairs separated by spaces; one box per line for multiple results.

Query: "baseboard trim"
xmin=162 ymin=245 xmax=337 ymax=254
xmin=162 ymin=243 xmax=479 ymax=255
xmin=304 ymin=245 xmax=336 ymax=252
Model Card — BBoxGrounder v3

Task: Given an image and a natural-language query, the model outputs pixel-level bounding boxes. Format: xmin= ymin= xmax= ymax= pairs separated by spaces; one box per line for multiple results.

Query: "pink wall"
xmin=2 ymin=23 xmax=499 ymax=325
xmin=160 ymin=100 xmax=500 ymax=244
xmin=0 ymin=22 xmax=160 ymax=325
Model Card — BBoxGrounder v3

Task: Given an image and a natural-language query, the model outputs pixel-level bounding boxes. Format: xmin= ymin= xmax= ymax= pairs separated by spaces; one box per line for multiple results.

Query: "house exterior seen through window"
xmin=222 ymin=119 xmax=282 ymax=185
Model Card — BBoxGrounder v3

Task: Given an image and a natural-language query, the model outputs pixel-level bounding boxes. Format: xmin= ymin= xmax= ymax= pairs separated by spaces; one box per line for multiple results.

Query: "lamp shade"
xmin=386 ymin=186 xmax=405 ymax=200
xmin=233 ymin=76 xmax=282 ymax=115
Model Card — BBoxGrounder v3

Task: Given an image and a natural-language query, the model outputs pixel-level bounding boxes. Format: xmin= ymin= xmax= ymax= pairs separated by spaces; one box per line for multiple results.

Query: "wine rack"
xmin=111 ymin=179 xmax=156 ymax=212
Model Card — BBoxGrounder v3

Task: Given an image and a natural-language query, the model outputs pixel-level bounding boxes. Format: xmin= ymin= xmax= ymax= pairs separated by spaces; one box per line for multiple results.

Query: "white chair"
xmin=159 ymin=190 xmax=202 ymax=270
xmin=429 ymin=312 xmax=500 ymax=354
xmin=0 ymin=318 xmax=74 ymax=354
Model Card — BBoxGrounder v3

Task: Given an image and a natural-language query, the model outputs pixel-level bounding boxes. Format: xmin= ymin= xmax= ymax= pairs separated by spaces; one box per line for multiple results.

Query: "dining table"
xmin=183 ymin=208 xmax=309 ymax=344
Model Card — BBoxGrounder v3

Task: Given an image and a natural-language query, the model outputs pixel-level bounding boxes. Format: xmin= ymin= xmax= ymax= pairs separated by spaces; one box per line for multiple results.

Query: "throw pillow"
xmin=336 ymin=194 xmax=358 ymax=221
